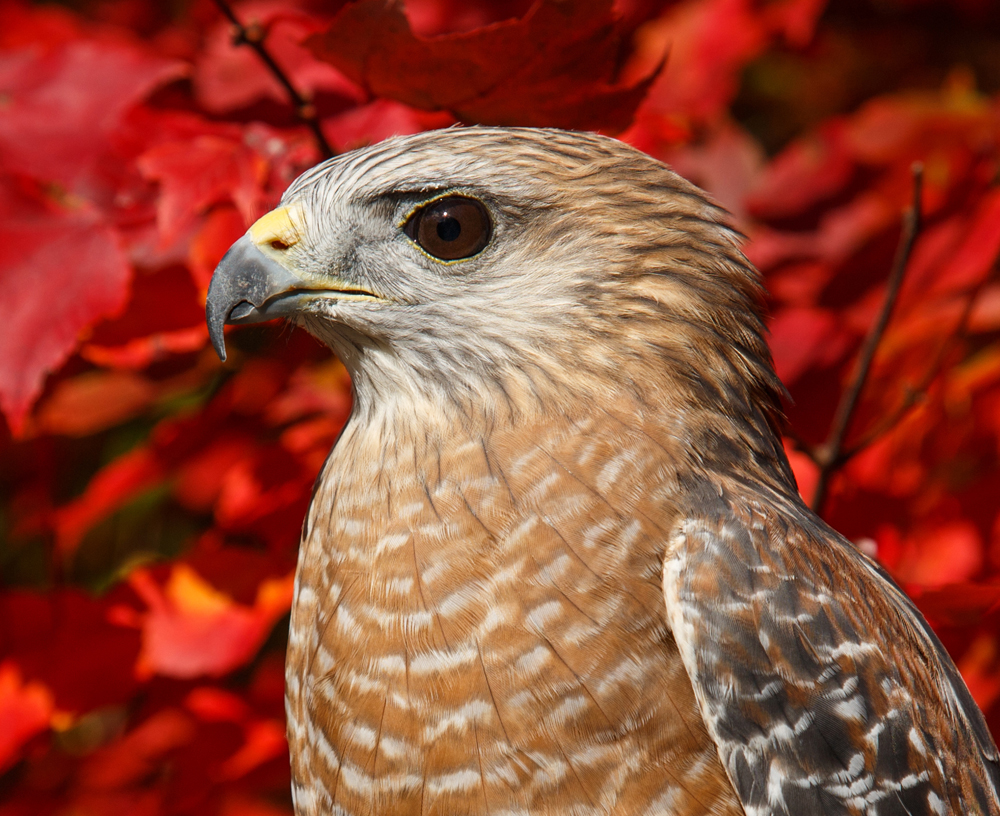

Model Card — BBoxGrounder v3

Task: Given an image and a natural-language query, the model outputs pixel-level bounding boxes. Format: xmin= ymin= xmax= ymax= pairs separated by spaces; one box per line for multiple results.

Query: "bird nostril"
xmin=270 ymin=239 xmax=292 ymax=250
xmin=229 ymin=301 xmax=255 ymax=320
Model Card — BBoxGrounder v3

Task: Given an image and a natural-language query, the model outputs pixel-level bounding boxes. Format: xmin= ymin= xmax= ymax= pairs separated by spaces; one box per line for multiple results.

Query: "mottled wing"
xmin=662 ymin=490 xmax=1000 ymax=816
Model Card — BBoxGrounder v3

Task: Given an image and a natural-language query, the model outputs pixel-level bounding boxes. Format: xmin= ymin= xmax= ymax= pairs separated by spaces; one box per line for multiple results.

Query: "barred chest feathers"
xmin=284 ymin=399 xmax=743 ymax=816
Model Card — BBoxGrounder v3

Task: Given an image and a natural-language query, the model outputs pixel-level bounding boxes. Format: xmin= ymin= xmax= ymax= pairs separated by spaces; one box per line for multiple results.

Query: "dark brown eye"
xmin=404 ymin=196 xmax=491 ymax=261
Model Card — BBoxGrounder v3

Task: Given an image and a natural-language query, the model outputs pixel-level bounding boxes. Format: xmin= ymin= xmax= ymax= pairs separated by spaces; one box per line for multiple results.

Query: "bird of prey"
xmin=206 ymin=127 xmax=1000 ymax=816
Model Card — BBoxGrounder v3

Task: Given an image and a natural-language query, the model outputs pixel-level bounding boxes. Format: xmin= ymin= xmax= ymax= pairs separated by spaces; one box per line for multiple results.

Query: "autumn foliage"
xmin=1 ymin=0 xmax=999 ymax=812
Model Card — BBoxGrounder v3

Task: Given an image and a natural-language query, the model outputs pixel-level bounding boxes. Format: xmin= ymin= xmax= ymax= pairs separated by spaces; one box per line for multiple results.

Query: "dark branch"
xmin=786 ymin=426 xmax=821 ymax=466
xmin=211 ymin=0 xmax=334 ymax=160
xmin=810 ymin=163 xmax=924 ymax=513
xmin=841 ymin=270 xmax=991 ymax=459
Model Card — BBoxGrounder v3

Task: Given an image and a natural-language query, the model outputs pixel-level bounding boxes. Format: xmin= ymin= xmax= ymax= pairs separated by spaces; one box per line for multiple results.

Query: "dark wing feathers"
xmin=662 ymin=489 xmax=1000 ymax=816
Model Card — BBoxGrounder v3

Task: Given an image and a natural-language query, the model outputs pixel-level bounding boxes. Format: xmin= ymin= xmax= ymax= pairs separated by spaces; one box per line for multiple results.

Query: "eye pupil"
xmin=404 ymin=196 xmax=491 ymax=261
xmin=437 ymin=217 xmax=461 ymax=242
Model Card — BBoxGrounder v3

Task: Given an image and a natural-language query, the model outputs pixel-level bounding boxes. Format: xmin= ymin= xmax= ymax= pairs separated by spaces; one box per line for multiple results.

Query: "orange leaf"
xmin=53 ymin=446 xmax=164 ymax=555
xmin=0 ymin=661 xmax=55 ymax=772
xmin=131 ymin=566 xmax=293 ymax=679
xmin=81 ymin=325 xmax=209 ymax=370
xmin=31 ymin=370 xmax=157 ymax=437
xmin=893 ymin=520 xmax=984 ymax=588
xmin=218 ymin=719 xmax=287 ymax=780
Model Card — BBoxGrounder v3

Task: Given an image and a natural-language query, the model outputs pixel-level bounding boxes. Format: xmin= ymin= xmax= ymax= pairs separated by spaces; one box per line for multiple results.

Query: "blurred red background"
xmin=1 ymin=0 xmax=999 ymax=813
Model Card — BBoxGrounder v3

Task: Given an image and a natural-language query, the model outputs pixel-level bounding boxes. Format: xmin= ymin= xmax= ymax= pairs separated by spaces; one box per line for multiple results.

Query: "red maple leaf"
xmin=306 ymin=0 xmax=666 ymax=132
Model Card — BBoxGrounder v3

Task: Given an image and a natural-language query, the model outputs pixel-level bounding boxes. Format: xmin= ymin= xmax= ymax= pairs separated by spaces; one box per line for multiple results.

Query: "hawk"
xmin=206 ymin=128 xmax=1000 ymax=816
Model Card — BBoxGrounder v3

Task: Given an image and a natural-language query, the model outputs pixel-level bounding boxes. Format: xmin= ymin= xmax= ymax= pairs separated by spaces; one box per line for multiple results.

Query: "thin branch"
xmin=810 ymin=163 xmax=924 ymax=513
xmin=841 ymin=270 xmax=991 ymax=459
xmin=211 ymin=0 xmax=334 ymax=159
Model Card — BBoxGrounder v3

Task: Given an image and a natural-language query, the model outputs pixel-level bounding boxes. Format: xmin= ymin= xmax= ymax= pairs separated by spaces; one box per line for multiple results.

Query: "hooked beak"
xmin=205 ymin=234 xmax=305 ymax=361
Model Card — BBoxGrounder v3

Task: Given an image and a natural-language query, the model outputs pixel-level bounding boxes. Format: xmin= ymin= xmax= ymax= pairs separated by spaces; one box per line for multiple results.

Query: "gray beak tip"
xmin=205 ymin=298 xmax=230 ymax=362
xmin=211 ymin=335 xmax=228 ymax=363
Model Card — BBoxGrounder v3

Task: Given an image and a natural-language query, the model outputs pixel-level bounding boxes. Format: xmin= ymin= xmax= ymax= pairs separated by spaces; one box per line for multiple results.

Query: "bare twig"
xmin=211 ymin=0 xmax=334 ymax=159
xmin=841 ymin=271 xmax=991 ymax=459
xmin=810 ymin=163 xmax=924 ymax=512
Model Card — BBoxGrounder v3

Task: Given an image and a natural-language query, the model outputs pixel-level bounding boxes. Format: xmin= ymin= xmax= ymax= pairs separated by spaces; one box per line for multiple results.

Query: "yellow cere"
xmin=250 ymin=204 xmax=305 ymax=250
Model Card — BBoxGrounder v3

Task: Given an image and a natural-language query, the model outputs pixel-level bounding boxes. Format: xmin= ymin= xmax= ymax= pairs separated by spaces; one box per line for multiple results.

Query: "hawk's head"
xmin=207 ymin=127 xmax=789 ymax=481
